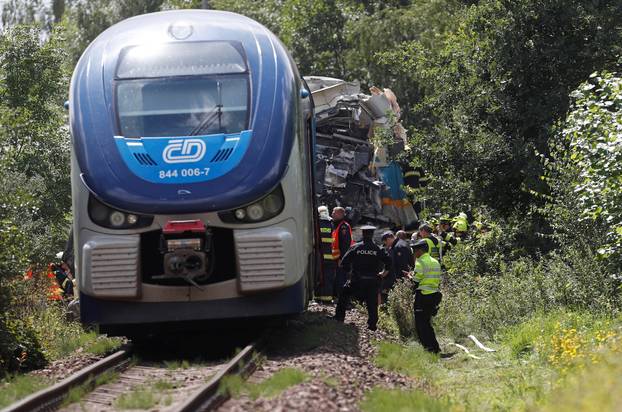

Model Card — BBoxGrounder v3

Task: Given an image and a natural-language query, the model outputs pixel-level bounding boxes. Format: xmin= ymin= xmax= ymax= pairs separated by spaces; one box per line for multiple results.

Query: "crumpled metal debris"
xmin=305 ymin=76 xmax=419 ymax=228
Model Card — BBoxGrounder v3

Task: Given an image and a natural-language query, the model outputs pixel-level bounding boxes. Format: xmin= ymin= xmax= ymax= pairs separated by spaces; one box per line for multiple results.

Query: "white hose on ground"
xmin=447 ymin=343 xmax=482 ymax=360
xmin=468 ymin=335 xmax=496 ymax=352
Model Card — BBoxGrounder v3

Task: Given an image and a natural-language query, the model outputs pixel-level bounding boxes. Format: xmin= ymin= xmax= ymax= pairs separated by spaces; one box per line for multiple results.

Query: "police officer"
xmin=438 ymin=216 xmax=458 ymax=253
xmin=409 ymin=239 xmax=443 ymax=353
xmin=453 ymin=212 xmax=469 ymax=241
xmin=418 ymin=224 xmax=443 ymax=262
xmin=331 ymin=207 xmax=353 ymax=300
xmin=315 ymin=206 xmax=336 ymax=302
xmin=380 ymin=230 xmax=413 ymax=302
xmin=334 ymin=226 xmax=391 ymax=331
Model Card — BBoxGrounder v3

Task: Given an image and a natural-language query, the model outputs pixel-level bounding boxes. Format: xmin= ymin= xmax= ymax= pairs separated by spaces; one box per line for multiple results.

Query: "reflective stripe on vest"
xmin=414 ymin=253 xmax=442 ymax=295
xmin=331 ymin=220 xmax=353 ymax=260
xmin=319 ymin=219 xmax=336 ymax=261
xmin=424 ymin=237 xmax=440 ymax=260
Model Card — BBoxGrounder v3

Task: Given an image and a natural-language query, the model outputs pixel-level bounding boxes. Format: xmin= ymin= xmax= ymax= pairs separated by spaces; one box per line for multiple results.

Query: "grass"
xmin=83 ymin=334 xmax=124 ymax=356
xmin=369 ymin=311 xmax=622 ymax=411
xmin=361 ymin=388 xmax=448 ymax=412
xmin=220 ymin=367 xmax=308 ymax=400
xmin=153 ymin=379 xmax=175 ymax=391
xmin=164 ymin=359 xmax=190 ymax=370
xmin=114 ymin=386 xmax=158 ymax=410
xmin=62 ymin=382 xmax=91 ymax=407
xmin=374 ymin=341 xmax=439 ymax=378
xmin=113 ymin=377 xmax=179 ymax=410
xmin=27 ymin=305 xmax=122 ymax=360
xmin=0 ymin=374 xmax=46 ymax=409
xmin=320 ymin=375 xmax=339 ymax=388
xmin=372 ymin=340 xmax=554 ymax=411
xmin=540 ymin=347 xmax=622 ymax=411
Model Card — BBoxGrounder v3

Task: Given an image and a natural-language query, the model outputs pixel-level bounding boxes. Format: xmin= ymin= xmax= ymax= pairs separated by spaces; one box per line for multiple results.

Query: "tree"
xmin=62 ymin=0 xmax=166 ymax=63
xmin=279 ymin=0 xmax=348 ymax=77
xmin=0 ymin=25 xmax=71 ymax=277
xmin=2 ymin=0 xmax=49 ymax=29
xmin=382 ymin=0 xmax=622 ymax=216
xmin=548 ymin=71 xmax=622 ymax=259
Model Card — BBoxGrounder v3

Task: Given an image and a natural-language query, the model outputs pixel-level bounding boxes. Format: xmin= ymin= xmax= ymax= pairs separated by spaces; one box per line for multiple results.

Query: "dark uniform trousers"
xmin=332 ymin=220 xmax=353 ymax=300
xmin=334 ymin=239 xmax=390 ymax=330
xmin=333 ymin=266 xmax=347 ymax=299
xmin=335 ymin=277 xmax=381 ymax=329
xmin=414 ymin=291 xmax=442 ymax=353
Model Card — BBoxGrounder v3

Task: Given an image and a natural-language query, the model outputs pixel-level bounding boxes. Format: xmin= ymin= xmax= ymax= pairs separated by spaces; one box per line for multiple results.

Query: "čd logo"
xmin=163 ymin=138 xmax=206 ymax=164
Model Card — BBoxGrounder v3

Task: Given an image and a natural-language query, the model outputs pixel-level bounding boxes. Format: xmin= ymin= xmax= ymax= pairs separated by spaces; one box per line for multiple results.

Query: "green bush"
xmin=383 ymin=221 xmax=621 ymax=340
xmin=386 ymin=278 xmax=416 ymax=339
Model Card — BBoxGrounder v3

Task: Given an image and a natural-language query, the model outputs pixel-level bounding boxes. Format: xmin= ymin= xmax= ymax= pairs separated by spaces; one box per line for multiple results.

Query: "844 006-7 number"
xmin=159 ymin=168 xmax=210 ymax=179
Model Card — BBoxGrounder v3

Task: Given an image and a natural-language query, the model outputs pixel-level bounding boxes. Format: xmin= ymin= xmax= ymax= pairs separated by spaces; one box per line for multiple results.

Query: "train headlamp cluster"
xmin=219 ymin=186 xmax=285 ymax=224
xmin=88 ymin=196 xmax=154 ymax=229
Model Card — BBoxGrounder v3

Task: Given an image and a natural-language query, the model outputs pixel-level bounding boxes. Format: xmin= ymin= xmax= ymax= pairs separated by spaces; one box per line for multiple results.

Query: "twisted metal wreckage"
xmin=304 ymin=76 xmax=426 ymax=230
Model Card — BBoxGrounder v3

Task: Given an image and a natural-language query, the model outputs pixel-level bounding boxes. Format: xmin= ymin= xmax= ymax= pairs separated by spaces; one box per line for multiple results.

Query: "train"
xmin=68 ymin=10 xmax=317 ymax=335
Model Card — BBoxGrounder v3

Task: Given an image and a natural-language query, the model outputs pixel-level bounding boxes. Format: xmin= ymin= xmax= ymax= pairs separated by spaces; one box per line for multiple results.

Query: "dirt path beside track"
xmin=218 ymin=304 xmax=416 ymax=412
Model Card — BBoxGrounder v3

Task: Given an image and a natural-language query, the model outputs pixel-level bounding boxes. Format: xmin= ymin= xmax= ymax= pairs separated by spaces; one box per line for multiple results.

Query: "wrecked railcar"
xmin=304 ymin=76 xmax=423 ymax=229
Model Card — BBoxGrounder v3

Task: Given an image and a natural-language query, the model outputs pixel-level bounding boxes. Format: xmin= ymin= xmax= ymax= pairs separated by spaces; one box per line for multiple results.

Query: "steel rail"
xmin=176 ymin=340 xmax=265 ymax=412
xmin=1 ymin=345 xmax=133 ymax=412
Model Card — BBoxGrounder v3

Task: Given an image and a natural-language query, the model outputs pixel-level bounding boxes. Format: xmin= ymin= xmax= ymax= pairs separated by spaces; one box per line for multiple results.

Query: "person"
xmin=438 ymin=216 xmax=458 ymax=253
xmin=395 ymin=230 xmax=409 ymax=241
xmin=411 ymin=230 xmax=421 ymax=242
xmin=409 ymin=239 xmax=443 ymax=353
xmin=334 ymin=226 xmax=392 ymax=331
xmin=418 ymin=224 xmax=443 ymax=262
xmin=51 ymin=262 xmax=74 ymax=299
xmin=316 ymin=206 xmax=336 ymax=302
xmin=453 ymin=213 xmax=469 ymax=241
xmin=62 ymin=226 xmax=75 ymax=276
xmin=331 ymin=206 xmax=353 ymax=300
xmin=380 ymin=230 xmax=413 ymax=302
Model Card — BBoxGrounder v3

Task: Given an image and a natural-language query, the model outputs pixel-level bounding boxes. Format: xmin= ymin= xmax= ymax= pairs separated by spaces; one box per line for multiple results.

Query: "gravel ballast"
xmin=219 ymin=303 xmax=416 ymax=412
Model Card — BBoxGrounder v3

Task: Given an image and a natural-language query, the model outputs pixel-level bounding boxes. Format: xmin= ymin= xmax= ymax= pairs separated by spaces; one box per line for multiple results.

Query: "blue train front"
xmin=68 ymin=10 xmax=316 ymax=334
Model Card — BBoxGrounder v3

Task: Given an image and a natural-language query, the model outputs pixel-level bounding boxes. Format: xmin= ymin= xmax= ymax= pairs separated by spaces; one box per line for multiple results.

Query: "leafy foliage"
xmin=0 ymin=24 xmax=72 ymax=375
xmin=551 ymin=72 xmax=622 ymax=258
xmin=383 ymin=0 xmax=622 ymax=216
xmin=0 ymin=25 xmax=71 ymax=279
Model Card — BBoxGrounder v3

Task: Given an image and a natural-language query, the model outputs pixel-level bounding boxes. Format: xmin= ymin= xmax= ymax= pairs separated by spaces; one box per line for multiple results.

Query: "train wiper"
xmin=188 ymin=105 xmax=222 ymax=136
xmin=189 ymin=80 xmax=223 ymax=136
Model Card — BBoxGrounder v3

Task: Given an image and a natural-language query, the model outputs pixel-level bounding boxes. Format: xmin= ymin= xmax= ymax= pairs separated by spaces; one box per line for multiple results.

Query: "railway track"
xmin=2 ymin=339 xmax=264 ymax=412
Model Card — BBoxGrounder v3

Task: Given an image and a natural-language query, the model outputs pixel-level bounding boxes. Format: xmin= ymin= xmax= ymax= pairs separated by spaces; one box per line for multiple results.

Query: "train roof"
xmin=70 ymin=10 xmax=301 ymax=214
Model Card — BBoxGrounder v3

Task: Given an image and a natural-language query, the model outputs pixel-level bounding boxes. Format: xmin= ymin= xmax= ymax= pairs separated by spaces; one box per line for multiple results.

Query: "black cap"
xmin=381 ymin=231 xmax=395 ymax=240
xmin=410 ymin=239 xmax=429 ymax=251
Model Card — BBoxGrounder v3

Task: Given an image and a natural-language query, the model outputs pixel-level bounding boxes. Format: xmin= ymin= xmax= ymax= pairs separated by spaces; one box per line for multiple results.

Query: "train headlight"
xmin=219 ymin=186 xmax=285 ymax=224
xmin=246 ymin=204 xmax=264 ymax=221
xmin=109 ymin=211 xmax=126 ymax=227
xmin=234 ymin=209 xmax=246 ymax=220
xmin=263 ymin=193 xmax=283 ymax=215
xmin=88 ymin=195 xmax=154 ymax=229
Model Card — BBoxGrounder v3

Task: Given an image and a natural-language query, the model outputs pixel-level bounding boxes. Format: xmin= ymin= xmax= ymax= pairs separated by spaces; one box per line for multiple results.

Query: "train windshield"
xmin=116 ymin=76 xmax=248 ymax=137
xmin=115 ymin=42 xmax=249 ymax=138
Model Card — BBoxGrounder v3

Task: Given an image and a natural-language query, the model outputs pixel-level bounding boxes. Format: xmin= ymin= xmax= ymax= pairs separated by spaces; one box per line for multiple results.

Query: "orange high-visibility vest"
xmin=331 ymin=220 xmax=353 ymax=260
